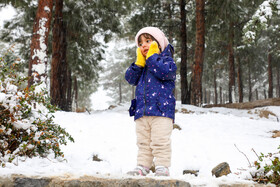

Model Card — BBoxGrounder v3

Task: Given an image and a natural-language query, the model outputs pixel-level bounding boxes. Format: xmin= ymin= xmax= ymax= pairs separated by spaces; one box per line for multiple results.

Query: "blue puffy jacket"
xmin=125 ymin=44 xmax=177 ymax=121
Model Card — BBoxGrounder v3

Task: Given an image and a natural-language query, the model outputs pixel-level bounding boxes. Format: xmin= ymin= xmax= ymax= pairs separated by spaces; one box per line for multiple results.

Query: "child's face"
xmin=138 ymin=35 xmax=153 ymax=57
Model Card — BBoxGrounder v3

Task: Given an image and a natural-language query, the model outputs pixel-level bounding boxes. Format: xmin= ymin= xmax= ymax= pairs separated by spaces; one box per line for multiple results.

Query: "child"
xmin=125 ymin=27 xmax=177 ymax=176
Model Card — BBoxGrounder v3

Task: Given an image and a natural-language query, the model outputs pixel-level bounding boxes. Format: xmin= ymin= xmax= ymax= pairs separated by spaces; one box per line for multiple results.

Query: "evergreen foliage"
xmin=0 ymin=47 xmax=74 ymax=167
xmin=0 ymin=0 xmax=131 ymax=109
xmin=253 ymin=146 xmax=280 ymax=185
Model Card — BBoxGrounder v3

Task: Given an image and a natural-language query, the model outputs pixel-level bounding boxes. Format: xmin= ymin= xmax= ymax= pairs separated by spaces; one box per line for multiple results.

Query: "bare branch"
xmin=234 ymin=144 xmax=252 ymax=167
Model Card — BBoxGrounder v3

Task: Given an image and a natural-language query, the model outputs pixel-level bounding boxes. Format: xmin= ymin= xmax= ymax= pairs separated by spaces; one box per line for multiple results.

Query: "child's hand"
xmin=135 ymin=47 xmax=146 ymax=67
xmin=146 ymin=41 xmax=160 ymax=59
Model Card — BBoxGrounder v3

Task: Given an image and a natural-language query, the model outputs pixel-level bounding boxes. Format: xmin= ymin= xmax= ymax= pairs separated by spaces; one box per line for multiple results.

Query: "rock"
xmin=92 ymin=154 xmax=103 ymax=162
xmin=183 ymin=170 xmax=199 ymax=176
xmin=219 ymin=184 xmax=276 ymax=187
xmin=211 ymin=162 xmax=231 ymax=177
xmin=54 ymin=177 xmax=191 ymax=187
xmin=108 ymin=105 xmax=117 ymax=110
xmin=0 ymin=175 xmax=275 ymax=187
xmin=1 ymin=175 xmax=191 ymax=187
xmin=173 ymin=124 xmax=182 ymax=130
xmin=0 ymin=176 xmax=13 ymax=187
xmin=14 ymin=177 xmax=51 ymax=187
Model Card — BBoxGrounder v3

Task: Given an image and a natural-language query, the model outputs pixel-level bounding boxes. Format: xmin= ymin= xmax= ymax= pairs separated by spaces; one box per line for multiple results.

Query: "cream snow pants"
xmin=135 ymin=116 xmax=173 ymax=168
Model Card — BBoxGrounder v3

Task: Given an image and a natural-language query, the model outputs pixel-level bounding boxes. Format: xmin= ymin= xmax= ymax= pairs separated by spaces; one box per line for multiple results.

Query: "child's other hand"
xmin=135 ymin=47 xmax=146 ymax=67
xmin=146 ymin=41 xmax=160 ymax=59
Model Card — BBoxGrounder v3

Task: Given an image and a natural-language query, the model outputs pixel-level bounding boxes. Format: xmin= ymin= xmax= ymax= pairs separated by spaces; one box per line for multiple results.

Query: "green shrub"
xmin=0 ymin=50 xmax=74 ymax=167
xmin=252 ymin=146 xmax=280 ymax=185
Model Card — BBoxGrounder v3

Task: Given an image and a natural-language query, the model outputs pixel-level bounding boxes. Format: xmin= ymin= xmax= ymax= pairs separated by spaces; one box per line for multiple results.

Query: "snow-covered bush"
xmin=252 ymin=146 xmax=280 ymax=185
xmin=0 ymin=52 xmax=74 ymax=167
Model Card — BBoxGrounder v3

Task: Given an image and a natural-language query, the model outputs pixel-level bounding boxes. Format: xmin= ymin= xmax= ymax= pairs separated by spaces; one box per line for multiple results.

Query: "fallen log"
xmin=203 ymin=98 xmax=280 ymax=109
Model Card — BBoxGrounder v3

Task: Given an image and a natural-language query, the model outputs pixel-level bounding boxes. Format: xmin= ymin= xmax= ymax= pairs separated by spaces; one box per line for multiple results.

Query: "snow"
xmin=31 ymin=17 xmax=48 ymax=66
xmin=31 ymin=16 xmax=50 ymax=92
xmin=0 ymin=92 xmax=6 ymax=102
xmin=90 ymin=86 xmax=113 ymax=110
xmin=254 ymin=1 xmax=272 ymax=24
xmin=0 ymin=5 xmax=16 ymax=29
xmin=0 ymin=100 xmax=279 ymax=186
xmin=44 ymin=6 xmax=51 ymax=13
xmin=244 ymin=30 xmax=256 ymax=41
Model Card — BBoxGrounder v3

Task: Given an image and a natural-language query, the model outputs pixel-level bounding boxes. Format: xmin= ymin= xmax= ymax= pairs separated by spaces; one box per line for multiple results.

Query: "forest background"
xmin=0 ymin=0 xmax=280 ymax=112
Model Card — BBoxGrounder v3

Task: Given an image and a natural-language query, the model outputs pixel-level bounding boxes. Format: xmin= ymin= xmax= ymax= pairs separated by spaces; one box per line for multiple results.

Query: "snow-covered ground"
xmin=0 ymin=101 xmax=279 ymax=186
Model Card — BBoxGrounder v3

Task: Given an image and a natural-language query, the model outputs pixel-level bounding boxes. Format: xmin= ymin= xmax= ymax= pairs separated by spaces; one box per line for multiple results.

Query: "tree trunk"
xmin=277 ymin=63 xmax=280 ymax=98
xmin=50 ymin=0 xmax=69 ymax=111
xmin=51 ymin=0 xmax=63 ymax=108
xmin=28 ymin=0 xmax=53 ymax=88
xmin=255 ymin=89 xmax=258 ymax=100
xmin=180 ymin=0 xmax=189 ymax=104
xmin=60 ymin=24 xmax=68 ymax=110
xmin=214 ymin=69 xmax=217 ymax=105
xmin=268 ymin=53 xmax=273 ymax=98
xmin=236 ymin=56 xmax=243 ymax=103
xmin=203 ymin=88 xmax=207 ymax=104
xmin=166 ymin=2 xmax=178 ymax=101
xmin=119 ymin=81 xmax=122 ymax=104
xmin=166 ymin=2 xmax=173 ymax=43
xmin=228 ymin=22 xmax=235 ymax=103
xmin=219 ymin=86 xmax=222 ymax=104
xmin=66 ymin=69 xmax=72 ymax=111
xmin=191 ymin=0 xmax=205 ymax=106
xmin=248 ymin=60 xmax=252 ymax=102
xmin=207 ymin=90 xmax=211 ymax=104
xmin=74 ymin=76 xmax=78 ymax=110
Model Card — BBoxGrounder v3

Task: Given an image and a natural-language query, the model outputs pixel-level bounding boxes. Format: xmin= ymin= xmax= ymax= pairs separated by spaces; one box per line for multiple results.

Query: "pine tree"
xmin=204 ymin=0 xmax=264 ymax=104
xmin=50 ymin=0 xmax=69 ymax=111
xmin=28 ymin=0 xmax=53 ymax=89
xmin=180 ymin=0 xmax=190 ymax=104
xmin=191 ymin=0 xmax=205 ymax=106
xmin=243 ymin=0 xmax=280 ymax=100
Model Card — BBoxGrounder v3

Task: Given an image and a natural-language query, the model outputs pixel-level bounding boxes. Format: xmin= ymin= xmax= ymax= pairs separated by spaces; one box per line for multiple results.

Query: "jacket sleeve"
xmin=125 ymin=62 xmax=143 ymax=86
xmin=146 ymin=54 xmax=177 ymax=81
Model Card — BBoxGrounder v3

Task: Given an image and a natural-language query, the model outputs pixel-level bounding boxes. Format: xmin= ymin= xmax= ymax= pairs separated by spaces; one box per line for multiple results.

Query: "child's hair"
xmin=138 ymin=33 xmax=161 ymax=51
